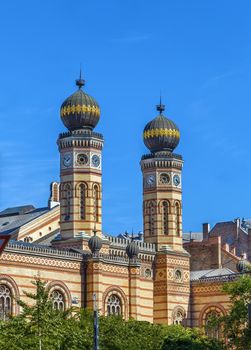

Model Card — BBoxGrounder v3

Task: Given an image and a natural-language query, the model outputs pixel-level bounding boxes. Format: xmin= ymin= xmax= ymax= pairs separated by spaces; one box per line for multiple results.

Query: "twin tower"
xmin=56 ymin=75 xmax=184 ymax=254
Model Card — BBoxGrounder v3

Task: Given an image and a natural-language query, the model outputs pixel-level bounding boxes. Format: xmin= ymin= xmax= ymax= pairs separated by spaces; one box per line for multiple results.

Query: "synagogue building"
xmin=0 ymin=75 xmax=250 ymax=336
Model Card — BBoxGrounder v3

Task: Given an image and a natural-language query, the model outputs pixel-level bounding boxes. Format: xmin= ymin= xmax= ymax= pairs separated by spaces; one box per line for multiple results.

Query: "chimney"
xmin=203 ymin=223 xmax=210 ymax=240
xmin=48 ymin=182 xmax=60 ymax=209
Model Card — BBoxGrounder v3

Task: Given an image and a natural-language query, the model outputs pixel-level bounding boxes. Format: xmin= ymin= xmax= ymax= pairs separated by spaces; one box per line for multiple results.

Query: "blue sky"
xmin=0 ymin=0 xmax=251 ymax=235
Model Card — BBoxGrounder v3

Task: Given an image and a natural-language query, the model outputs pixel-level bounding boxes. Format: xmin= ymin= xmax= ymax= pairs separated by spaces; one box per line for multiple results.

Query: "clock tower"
xmin=57 ymin=74 xmax=103 ymax=241
xmin=141 ymin=99 xmax=184 ymax=252
xmin=141 ymin=100 xmax=190 ymax=324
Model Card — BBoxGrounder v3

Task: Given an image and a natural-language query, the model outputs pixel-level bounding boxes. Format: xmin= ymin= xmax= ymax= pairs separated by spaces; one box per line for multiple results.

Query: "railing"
xmin=5 ymin=241 xmax=83 ymax=259
xmin=141 ymin=152 xmax=183 ymax=160
xmin=107 ymin=236 xmax=156 ymax=252
xmin=59 ymin=129 xmax=103 ymax=140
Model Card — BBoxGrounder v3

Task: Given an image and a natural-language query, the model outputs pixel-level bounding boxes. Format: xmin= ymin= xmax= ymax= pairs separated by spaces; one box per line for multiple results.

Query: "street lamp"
xmin=93 ymin=293 xmax=99 ymax=350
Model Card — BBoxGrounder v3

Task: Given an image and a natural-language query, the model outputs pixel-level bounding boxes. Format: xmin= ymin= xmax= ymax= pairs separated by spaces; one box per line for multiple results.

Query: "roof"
xmin=190 ymin=268 xmax=235 ymax=281
xmin=0 ymin=206 xmax=50 ymax=234
xmin=0 ymin=205 xmax=35 ymax=217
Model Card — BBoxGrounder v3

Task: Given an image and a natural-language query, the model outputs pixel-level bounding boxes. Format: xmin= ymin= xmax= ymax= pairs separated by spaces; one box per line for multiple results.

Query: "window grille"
xmin=107 ymin=294 xmax=122 ymax=316
xmin=173 ymin=308 xmax=185 ymax=325
xmin=79 ymin=184 xmax=86 ymax=219
xmin=51 ymin=290 xmax=65 ymax=311
xmin=0 ymin=285 xmax=12 ymax=320
xmin=162 ymin=201 xmax=169 ymax=235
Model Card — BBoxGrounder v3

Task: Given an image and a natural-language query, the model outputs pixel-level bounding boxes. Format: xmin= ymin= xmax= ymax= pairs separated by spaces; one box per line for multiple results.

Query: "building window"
xmin=204 ymin=310 xmax=221 ymax=339
xmin=93 ymin=185 xmax=99 ymax=222
xmin=173 ymin=307 xmax=185 ymax=325
xmin=107 ymin=294 xmax=122 ymax=316
xmin=0 ymin=285 xmax=12 ymax=320
xmin=145 ymin=268 xmax=152 ymax=278
xmin=65 ymin=185 xmax=71 ymax=220
xmin=79 ymin=184 xmax=86 ymax=220
xmin=51 ymin=290 xmax=65 ymax=311
xmin=162 ymin=201 xmax=169 ymax=235
xmin=149 ymin=202 xmax=155 ymax=236
xmin=175 ymin=202 xmax=180 ymax=236
xmin=175 ymin=269 xmax=182 ymax=281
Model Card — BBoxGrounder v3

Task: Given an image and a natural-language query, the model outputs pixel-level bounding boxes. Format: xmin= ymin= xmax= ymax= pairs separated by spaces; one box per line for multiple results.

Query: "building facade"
xmin=0 ymin=75 xmax=250 ymax=333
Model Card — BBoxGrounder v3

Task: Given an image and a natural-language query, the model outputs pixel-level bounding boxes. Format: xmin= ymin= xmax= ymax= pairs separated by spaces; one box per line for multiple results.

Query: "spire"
xmin=75 ymin=66 xmax=85 ymax=89
xmin=93 ymin=223 xmax=97 ymax=236
xmin=156 ymin=94 xmax=165 ymax=114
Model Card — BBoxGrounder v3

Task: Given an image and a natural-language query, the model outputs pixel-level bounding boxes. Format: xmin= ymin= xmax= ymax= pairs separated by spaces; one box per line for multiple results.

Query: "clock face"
xmin=63 ymin=153 xmax=72 ymax=167
xmin=146 ymin=174 xmax=155 ymax=186
xmin=92 ymin=154 xmax=100 ymax=167
xmin=77 ymin=153 xmax=88 ymax=165
xmin=159 ymin=173 xmax=170 ymax=185
xmin=173 ymin=174 xmax=181 ymax=186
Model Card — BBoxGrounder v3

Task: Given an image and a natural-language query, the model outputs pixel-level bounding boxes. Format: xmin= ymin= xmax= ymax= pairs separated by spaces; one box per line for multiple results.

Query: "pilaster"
xmin=128 ymin=259 xmax=141 ymax=320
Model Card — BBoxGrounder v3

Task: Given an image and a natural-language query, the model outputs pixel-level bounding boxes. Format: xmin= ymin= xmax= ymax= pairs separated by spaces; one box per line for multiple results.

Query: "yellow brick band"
xmin=143 ymin=128 xmax=180 ymax=139
xmin=60 ymin=104 xmax=100 ymax=117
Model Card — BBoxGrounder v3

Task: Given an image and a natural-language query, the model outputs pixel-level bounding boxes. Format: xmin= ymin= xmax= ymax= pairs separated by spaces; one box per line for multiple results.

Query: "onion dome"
xmin=60 ymin=72 xmax=100 ymax=131
xmin=143 ymin=98 xmax=180 ymax=153
xmin=236 ymin=256 xmax=251 ymax=273
xmin=88 ymin=230 xmax=102 ymax=254
xmin=126 ymin=240 xmax=139 ymax=259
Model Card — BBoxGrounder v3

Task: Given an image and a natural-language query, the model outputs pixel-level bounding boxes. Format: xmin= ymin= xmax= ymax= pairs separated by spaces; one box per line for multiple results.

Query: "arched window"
xmin=51 ymin=290 xmax=65 ymax=311
xmin=162 ymin=201 xmax=169 ymax=235
xmin=204 ymin=309 xmax=221 ymax=339
xmin=65 ymin=184 xmax=71 ymax=220
xmin=149 ymin=202 xmax=155 ymax=236
xmin=175 ymin=202 xmax=180 ymax=236
xmin=79 ymin=184 xmax=86 ymax=220
xmin=173 ymin=307 xmax=185 ymax=325
xmin=0 ymin=285 xmax=12 ymax=320
xmin=107 ymin=294 xmax=122 ymax=316
xmin=93 ymin=185 xmax=99 ymax=222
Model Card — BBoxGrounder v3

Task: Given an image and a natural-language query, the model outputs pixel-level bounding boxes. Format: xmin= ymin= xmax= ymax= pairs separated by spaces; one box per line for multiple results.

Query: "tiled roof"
xmin=0 ymin=207 xmax=50 ymax=234
xmin=190 ymin=268 xmax=234 ymax=281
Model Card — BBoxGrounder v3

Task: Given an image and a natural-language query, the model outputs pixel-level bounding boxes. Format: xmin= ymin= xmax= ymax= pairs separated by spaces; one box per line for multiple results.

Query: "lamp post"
xmin=93 ymin=293 xmax=99 ymax=350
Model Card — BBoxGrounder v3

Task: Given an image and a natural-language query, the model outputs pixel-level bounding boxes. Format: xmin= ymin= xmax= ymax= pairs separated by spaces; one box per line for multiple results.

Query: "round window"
xmin=77 ymin=153 xmax=88 ymax=165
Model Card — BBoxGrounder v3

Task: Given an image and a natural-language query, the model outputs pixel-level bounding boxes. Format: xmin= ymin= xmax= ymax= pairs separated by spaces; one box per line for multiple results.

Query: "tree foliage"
xmin=0 ymin=278 xmax=223 ymax=350
xmin=210 ymin=274 xmax=251 ymax=350
xmin=161 ymin=325 xmax=223 ymax=350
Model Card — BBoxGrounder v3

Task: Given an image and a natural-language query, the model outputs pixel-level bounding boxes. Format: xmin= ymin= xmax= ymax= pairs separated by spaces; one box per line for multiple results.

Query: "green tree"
xmin=161 ymin=325 xmax=223 ymax=350
xmin=0 ymin=278 xmax=92 ymax=350
xmin=211 ymin=274 xmax=251 ymax=350
xmin=0 ymin=278 xmax=224 ymax=350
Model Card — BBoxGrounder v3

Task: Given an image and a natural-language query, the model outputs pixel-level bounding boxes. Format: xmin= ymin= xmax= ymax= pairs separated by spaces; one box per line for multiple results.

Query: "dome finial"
xmin=156 ymin=93 xmax=165 ymax=114
xmin=76 ymin=65 xmax=85 ymax=89
xmin=93 ymin=223 xmax=97 ymax=236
